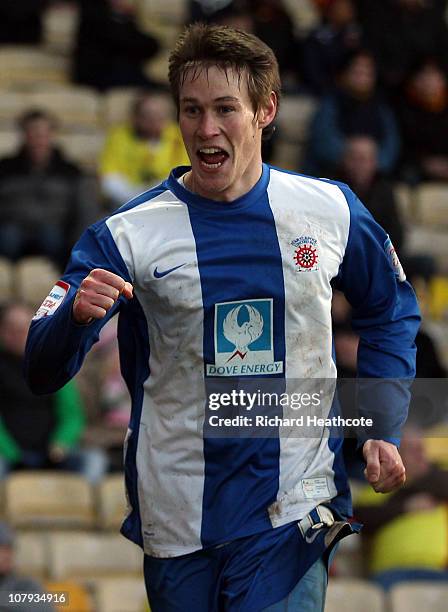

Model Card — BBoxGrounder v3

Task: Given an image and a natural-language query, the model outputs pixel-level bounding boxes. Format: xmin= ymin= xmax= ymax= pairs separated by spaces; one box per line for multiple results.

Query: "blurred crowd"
xmin=0 ymin=0 xmax=447 ymax=603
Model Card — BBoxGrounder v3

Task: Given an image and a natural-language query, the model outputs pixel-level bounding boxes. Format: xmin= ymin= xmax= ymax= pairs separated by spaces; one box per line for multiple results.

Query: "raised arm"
xmin=24 ymin=221 xmax=133 ymax=395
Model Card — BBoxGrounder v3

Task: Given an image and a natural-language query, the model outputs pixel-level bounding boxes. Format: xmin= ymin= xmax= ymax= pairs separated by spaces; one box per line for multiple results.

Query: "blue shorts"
xmin=144 ymin=515 xmax=357 ymax=612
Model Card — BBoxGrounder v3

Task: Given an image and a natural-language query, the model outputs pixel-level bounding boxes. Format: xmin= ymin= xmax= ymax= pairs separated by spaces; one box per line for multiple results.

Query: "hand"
xmin=73 ymin=269 xmax=133 ymax=324
xmin=363 ymin=439 xmax=406 ymax=493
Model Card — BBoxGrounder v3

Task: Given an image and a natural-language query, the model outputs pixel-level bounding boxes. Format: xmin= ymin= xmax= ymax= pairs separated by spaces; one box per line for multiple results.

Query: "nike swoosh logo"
xmin=305 ymin=527 xmax=324 ymax=544
xmin=154 ymin=263 xmax=186 ymax=279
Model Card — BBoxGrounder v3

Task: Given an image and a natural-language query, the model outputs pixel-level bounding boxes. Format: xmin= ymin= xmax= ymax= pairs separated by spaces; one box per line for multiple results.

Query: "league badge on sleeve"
xmin=384 ymin=237 xmax=406 ymax=282
xmin=33 ymin=280 xmax=71 ymax=320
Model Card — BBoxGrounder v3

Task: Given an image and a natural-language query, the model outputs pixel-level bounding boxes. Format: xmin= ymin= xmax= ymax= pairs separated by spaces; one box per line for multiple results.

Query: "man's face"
xmin=134 ymin=96 xmax=169 ymax=141
xmin=179 ymin=65 xmax=275 ymax=201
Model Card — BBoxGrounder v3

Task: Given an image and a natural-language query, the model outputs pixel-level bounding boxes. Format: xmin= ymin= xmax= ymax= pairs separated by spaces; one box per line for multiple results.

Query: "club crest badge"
xmin=206 ymin=298 xmax=283 ymax=377
xmin=291 ymin=236 xmax=319 ymax=272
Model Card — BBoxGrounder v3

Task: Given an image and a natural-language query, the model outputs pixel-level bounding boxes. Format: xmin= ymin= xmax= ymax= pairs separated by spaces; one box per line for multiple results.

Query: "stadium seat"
xmin=102 ymin=88 xmax=139 ymax=126
xmin=415 ymin=182 xmax=448 ymax=228
xmin=15 ymin=531 xmax=49 ymax=579
xmin=0 ymin=257 xmax=14 ymax=301
xmin=138 ymin=0 xmax=186 ymax=25
xmin=0 ymin=129 xmax=19 ymax=157
xmin=14 ymin=257 xmax=61 ymax=308
xmin=0 ymin=47 xmax=69 ymax=89
xmin=45 ymin=580 xmax=94 ymax=612
xmin=325 ymin=578 xmax=385 ymax=612
xmin=92 ymin=577 xmax=147 ymax=612
xmin=48 ymin=532 xmax=142 ymax=580
xmin=394 ymin=182 xmax=416 ymax=225
xmin=97 ymin=474 xmax=127 ymax=530
xmin=275 ymin=95 xmax=317 ymax=143
xmin=0 ymin=91 xmax=29 ymax=129
xmin=42 ymin=3 xmax=80 ymax=55
xmin=389 ymin=581 xmax=448 ymax=612
xmin=405 ymin=226 xmax=448 ymax=275
xmin=5 ymin=472 xmax=95 ymax=528
xmin=28 ymin=89 xmax=101 ymax=132
xmin=57 ymin=131 xmax=105 ymax=172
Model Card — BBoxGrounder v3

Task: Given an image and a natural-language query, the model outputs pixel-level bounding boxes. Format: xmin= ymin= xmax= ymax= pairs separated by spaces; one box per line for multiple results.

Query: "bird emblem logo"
xmin=222 ymin=304 xmax=264 ymax=361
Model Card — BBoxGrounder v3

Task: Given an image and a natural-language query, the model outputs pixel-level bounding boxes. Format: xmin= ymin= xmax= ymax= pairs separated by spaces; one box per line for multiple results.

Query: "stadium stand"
xmin=97 ymin=474 xmax=127 ymax=531
xmin=0 ymin=47 xmax=69 ymax=89
xmin=4 ymin=472 xmax=95 ymax=528
xmin=0 ymin=257 xmax=13 ymax=301
xmin=93 ymin=577 xmax=147 ymax=612
xmin=325 ymin=578 xmax=385 ymax=612
xmin=45 ymin=580 xmax=94 ymax=612
xmin=47 ymin=532 xmax=142 ymax=580
xmin=15 ymin=531 xmax=48 ymax=580
xmin=389 ymin=581 xmax=448 ymax=612
xmin=14 ymin=257 xmax=62 ymax=306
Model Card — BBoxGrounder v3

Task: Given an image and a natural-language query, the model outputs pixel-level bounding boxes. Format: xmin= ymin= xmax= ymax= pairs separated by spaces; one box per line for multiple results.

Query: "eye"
xmin=183 ymin=105 xmax=200 ymax=117
xmin=218 ymin=105 xmax=235 ymax=114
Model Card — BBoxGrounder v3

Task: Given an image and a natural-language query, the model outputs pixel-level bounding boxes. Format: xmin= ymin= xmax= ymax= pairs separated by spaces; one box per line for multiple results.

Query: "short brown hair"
xmin=168 ymin=23 xmax=281 ymax=138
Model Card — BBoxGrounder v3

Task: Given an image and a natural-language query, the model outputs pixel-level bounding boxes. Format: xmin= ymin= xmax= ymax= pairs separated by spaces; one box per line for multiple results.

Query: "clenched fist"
xmin=73 ymin=269 xmax=133 ymax=325
xmin=363 ymin=439 xmax=406 ymax=493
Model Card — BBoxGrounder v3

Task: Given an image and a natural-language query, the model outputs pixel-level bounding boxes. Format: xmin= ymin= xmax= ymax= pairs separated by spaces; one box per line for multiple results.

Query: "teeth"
xmin=199 ymin=147 xmax=224 ymax=154
xmin=201 ymin=161 xmax=223 ymax=168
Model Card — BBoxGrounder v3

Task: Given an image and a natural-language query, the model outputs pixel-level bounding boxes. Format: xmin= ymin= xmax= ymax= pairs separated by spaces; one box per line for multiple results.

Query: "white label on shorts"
xmin=301 ymin=477 xmax=330 ymax=500
xmin=33 ymin=280 xmax=70 ymax=320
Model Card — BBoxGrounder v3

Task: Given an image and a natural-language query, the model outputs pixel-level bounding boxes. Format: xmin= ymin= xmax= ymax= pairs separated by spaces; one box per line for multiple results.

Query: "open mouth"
xmin=197 ymin=147 xmax=229 ymax=169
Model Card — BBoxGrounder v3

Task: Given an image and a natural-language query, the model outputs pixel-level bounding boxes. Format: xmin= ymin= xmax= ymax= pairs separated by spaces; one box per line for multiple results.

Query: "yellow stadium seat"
xmin=45 ymin=580 xmax=94 ymax=612
xmin=97 ymin=474 xmax=127 ymax=531
xmin=48 ymin=532 xmax=142 ymax=580
xmin=325 ymin=578 xmax=385 ymax=612
xmin=93 ymin=577 xmax=147 ymax=612
xmin=5 ymin=472 xmax=95 ymax=529
xmin=389 ymin=581 xmax=448 ymax=612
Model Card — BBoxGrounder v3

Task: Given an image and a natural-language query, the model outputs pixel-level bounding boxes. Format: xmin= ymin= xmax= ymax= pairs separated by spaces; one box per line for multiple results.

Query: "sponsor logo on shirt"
xmin=206 ymin=298 xmax=283 ymax=376
xmin=33 ymin=280 xmax=70 ymax=320
xmin=291 ymin=236 xmax=319 ymax=272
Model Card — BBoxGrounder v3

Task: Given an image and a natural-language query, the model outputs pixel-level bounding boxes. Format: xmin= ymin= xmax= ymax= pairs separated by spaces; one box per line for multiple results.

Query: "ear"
xmin=257 ymin=91 xmax=278 ymax=130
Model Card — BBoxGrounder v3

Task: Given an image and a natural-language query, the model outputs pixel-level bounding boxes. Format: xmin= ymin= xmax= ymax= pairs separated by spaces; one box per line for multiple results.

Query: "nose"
xmin=197 ymin=111 xmax=220 ymax=140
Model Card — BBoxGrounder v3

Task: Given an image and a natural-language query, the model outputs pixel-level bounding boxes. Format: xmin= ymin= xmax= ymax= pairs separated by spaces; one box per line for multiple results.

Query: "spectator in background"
xmin=354 ymin=425 xmax=448 ymax=590
xmin=302 ymin=0 xmax=362 ymax=96
xmin=0 ymin=302 xmax=107 ymax=483
xmin=0 ymin=521 xmax=54 ymax=612
xmin=73 ymin=0 xmax=160 ymax=91
xmin=100 ymin=90 xmax=188 ymax=208
xmin=0 ymin=0 xmax=48 ymax=44
xmin=358 ymin=0 xmax=448 ymax=95
xmin=303 ymin=49 xmax=400 ymax=177
xmin=0 ymin=110 xmax=96 ymax=267
xmin=336 ymin=135 xmax=404 ymax=252
xmin=397 ymin=58 xmax=448 ymax=184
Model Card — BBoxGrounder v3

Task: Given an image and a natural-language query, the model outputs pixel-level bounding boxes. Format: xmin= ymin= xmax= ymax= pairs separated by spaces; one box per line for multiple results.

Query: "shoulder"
xmin=268 ymin=165 xmax=354 ymax=209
